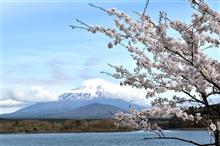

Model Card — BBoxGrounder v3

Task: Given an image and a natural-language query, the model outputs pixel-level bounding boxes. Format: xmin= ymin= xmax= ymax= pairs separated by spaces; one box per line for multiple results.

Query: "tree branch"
xmin=182 ymin=90 xmax=205 ymax=105
xmin=88 ymin=3 xmax=107 ymax=12
xmin=144 ymin=136 xmax=218 ymax=146
xmin=199 ymin=71 xmax=220 ymax=91
xmin=142 ymin=0 xmax=150 ymax=16
xmin=206 ymin=91 xmax=220 ymax=98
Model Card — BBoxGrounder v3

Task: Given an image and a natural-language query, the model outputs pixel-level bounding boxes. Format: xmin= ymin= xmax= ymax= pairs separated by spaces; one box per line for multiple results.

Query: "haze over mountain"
xmin=46 ymin=103 xmax=127 ymax=119
xmin=0 ymin=83 xmax=143 ymax=119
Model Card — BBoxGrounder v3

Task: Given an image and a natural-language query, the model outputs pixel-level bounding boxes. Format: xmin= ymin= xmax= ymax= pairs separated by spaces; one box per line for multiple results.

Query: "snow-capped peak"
xmin=58 ymin=79 xmax=147 ymax=106
xmin=58 ymin=80 xmax=110 ymax=101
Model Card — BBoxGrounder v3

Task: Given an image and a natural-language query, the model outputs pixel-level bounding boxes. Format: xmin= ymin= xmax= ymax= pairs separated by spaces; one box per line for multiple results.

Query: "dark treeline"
xmin=0 ymin=119 xmax=132 ymax=134
xmin=2 ymin=105 xmax=219 ymax=134
xmin=0 ymin=118 xmax=205 ymax=134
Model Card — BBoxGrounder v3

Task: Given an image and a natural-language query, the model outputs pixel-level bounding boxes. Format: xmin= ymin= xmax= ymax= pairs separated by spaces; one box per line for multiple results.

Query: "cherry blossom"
xmin=71 ymin=0 xmax=220 ymax=145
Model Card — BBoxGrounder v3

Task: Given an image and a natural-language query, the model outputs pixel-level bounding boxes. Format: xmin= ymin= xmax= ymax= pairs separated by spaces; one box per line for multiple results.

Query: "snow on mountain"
xmin=58 ymin=79 xmax=147 ymax=106
xmin=59 ymin=85 xmax=108 ymax=100
xmin=0 ymin=79 xmax=147 ymax=119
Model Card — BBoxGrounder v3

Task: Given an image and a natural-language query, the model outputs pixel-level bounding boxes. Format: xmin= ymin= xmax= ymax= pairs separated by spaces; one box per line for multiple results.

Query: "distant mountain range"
xmin=1 ymin=85 xmax=143 ymax=119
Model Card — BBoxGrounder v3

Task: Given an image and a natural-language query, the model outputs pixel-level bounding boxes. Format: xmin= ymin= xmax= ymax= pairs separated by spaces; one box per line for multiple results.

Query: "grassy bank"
xmin=2 ymin=105 xmax=218 ymax=134
xmin=0 ymin=119 xmax=133 ymax=134
xmin=0 ymin=117 xmax=206 ymax=134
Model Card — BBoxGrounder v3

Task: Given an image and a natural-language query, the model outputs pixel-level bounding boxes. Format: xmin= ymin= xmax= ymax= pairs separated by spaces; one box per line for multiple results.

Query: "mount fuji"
xmin=1 ymin=84 xmax=143 ymax=119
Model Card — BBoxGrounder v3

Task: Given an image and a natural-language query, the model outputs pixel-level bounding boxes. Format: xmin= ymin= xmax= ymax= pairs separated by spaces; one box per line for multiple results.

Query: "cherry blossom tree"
xmin=70 ymin=0 xmax=220 ymax=145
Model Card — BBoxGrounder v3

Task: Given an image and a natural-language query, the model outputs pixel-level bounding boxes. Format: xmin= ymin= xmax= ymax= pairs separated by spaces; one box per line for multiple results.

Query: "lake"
xmin=1 ymin=130 xmax=213 ymax=146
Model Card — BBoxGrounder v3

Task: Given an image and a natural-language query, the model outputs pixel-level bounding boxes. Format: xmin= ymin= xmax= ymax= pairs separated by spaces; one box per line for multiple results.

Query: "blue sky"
xmin=1 ymin=0 xmax=220 ymax=113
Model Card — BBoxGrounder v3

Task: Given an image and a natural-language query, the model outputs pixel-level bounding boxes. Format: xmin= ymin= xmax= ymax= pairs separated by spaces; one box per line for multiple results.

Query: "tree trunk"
xmin=215 ymin=131 xmax=220 ymax=146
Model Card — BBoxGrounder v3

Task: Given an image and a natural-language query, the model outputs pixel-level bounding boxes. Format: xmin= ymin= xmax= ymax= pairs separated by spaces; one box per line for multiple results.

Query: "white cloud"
xmin=0 ymin=99 xmax=23 ymax=107
xmin=1 ymin=79 xmax=149 ymax=111
xmin=1 ymin=86 xmax=60 ymax=113
xmin=3 ymin=86 xmax=59 ymax=104
xmin=71 ymin=78 xmax=149 ymax=106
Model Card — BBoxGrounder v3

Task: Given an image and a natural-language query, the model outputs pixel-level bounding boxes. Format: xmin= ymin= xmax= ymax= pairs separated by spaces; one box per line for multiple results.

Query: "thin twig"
xmin=88 ymin=3 xmax=107 ymax=12
xmin=69 ymin=25 xmax=88 ymax=30
xmin=142 ymin=0 xmax=150 ymax=16
xmin=202 ymin=45 xmax=213 ymax=51
xmin=133 ymin=10 xmax=141 ymax=17
xmin=75 ymin=18 xmax=90 ymax=28
xmin=144 ymin=136 xmax=219 ymax=146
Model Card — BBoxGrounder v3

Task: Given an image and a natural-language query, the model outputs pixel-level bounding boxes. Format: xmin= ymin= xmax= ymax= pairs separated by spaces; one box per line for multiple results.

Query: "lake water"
xmin=1 ymin=130 xmax=213 ymax=146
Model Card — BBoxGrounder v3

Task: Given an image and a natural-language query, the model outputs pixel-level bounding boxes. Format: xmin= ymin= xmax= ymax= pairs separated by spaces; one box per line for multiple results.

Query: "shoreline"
xmin=0 ymin=128 xmax=207 ymax=135
xmin=0 ymin=119 xmax=206 ymax=134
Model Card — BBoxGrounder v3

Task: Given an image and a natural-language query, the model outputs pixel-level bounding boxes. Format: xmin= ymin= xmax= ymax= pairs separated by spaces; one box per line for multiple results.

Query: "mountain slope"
xmin=49 ymin=103 xmax=126 ymax=119
xmin=0 ymin=97 xmax=142 ymax=119
xmin=1 ymin=103 xmax=127 ymax=119
xmin=0 ymin=101 xmax=79 ymax=119
xmin=1 ymin=84 xmax=143 ymax=119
